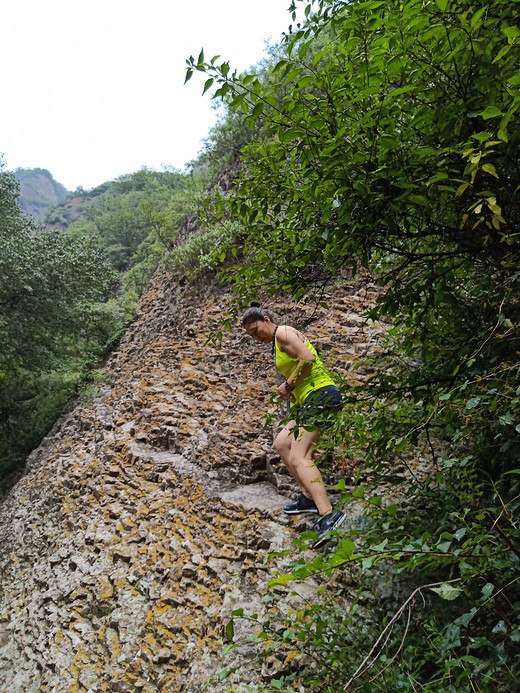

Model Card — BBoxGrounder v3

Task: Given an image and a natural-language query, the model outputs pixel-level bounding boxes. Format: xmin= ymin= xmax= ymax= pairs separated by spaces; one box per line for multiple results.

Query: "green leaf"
xmin=312 ymin=48 xmax=328 ymax=66
xmin=430 ymin=583 xmax=463 ymax=600
xmin=279 ymin=127 xmax=301 ymax=143
xmin=503 ymin=26 xmax=520 ymax=40
xmin=507 ymin=71 xmax=520 ymax=86
xmin=373 ymin=538 xmax=388 ymax=552
xmin=408 ymin=194 xmax=429 ymax=206
xmin=273 ymin=59 xmax=288 ymax=73
xmin=268 ymin=573 xmax=296 ymax=588
xmin=252 ymin=102 xmax=264 ymax=118
xmin=481 ymin=163 xmax=499 ymax=178
xmin=225 ymin=619 xmax=234 ymax=642
xmin=218 ymin=668 xmax=233 ymax=682
xmin=492 ymin=45 xmax=511 ymax=63
xmin=492 ymin=620 xmax=507 ymax=634
xmin=437 ymin=540 xmax=452 ymax=553
xmin=203 ymin=78 xmax=214 ymax=95
xmin=458 ymin=608 xmax=477 ymax=627
xmin=379 ymin=135 xmax=400 ymax=150
xmin=299 ymin=39 xmax=313 ymax=60
xmin=336 ymin=539 xmax=356 ymax=560
xmin=387 ymin=84 xmax=416 ymax=98
xmin=478 ymin=105 xmax=503 ymax=120
xmin=481 ymin=582 xmax=494 ymax=599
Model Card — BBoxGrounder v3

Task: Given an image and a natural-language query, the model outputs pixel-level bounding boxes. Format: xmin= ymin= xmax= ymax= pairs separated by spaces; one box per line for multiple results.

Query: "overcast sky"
xmin=0 ymin=0 xmax=299 ymax=191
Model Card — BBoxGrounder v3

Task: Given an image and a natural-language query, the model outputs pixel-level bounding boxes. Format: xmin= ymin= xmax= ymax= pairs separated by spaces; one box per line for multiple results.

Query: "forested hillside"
xmin=0 ymin=163 xmax=214 ymax=487
xmin=1 ymin=0 xmax=519 ymax=690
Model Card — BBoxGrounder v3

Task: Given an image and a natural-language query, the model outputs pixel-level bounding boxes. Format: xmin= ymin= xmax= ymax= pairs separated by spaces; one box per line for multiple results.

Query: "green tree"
xmin=0 ymin=160 xmax=117 ymax=480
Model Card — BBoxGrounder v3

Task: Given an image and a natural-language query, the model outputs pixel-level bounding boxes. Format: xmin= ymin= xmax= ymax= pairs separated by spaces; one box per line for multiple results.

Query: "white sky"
xmin=0 ymin=0 xmax=299 ymax=191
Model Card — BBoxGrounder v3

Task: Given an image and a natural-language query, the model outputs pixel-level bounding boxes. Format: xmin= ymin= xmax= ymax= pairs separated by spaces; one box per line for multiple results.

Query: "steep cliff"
xmin=12 ymin=168 xmax=69 ymax=222
xmin=0 ymin=267 xmax=380 ymax=692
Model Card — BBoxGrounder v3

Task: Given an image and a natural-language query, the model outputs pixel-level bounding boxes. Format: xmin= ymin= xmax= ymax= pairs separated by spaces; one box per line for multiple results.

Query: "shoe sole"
xmin=312 ymin=513 xmax=347 ymax=549
xmin=284 ymin=508 xmax=319 ymax=515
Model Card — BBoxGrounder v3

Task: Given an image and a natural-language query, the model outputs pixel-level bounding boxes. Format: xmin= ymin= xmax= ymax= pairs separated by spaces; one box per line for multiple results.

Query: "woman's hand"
xmin=277 ymin=382 xmax=294 ymax=400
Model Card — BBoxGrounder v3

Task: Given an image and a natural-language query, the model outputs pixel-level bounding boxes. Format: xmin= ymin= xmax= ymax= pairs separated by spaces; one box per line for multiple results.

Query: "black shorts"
xmin=296 ymin=385 xmax=343 ymax=430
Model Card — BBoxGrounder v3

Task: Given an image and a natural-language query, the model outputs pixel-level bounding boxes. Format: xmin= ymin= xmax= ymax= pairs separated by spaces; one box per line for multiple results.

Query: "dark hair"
xmin=241 ymin=303 xmax=272 ymax=327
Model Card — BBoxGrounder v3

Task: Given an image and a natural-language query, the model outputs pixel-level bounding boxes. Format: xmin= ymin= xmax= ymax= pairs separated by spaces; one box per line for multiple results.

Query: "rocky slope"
xmin=12 ymin=168 xmax=69 ymax=221
xmin=0 ymin=268 xmax=381 ymax=692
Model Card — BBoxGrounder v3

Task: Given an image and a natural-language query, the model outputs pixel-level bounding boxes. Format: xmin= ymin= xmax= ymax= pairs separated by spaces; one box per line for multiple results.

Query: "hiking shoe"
xmin=312 ymin=510 xmax=347 ymax=549
xmin=283 ymin=493 xmax=319 ymax=515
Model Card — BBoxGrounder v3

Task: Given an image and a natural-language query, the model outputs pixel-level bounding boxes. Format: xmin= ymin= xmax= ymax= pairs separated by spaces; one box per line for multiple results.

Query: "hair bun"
xmin=242 ymin=304 xmax=272 ymax=327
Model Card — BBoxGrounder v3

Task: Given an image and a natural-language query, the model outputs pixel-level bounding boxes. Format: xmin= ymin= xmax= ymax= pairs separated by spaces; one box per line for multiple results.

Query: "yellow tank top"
xmin=274 ymin=328 xmax=336 ymax=406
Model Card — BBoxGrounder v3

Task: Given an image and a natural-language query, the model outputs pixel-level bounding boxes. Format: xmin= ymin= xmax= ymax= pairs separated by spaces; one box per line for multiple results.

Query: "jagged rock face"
xmin=12 ymin=168 xmax=69 ymax=222
xmin=0 ymin=269 xmax=381 ymax=692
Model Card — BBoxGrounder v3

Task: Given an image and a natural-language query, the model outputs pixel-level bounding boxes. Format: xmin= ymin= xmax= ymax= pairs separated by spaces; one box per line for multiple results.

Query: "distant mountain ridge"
xmin=12 ymin=167 xmax=69 ymax=221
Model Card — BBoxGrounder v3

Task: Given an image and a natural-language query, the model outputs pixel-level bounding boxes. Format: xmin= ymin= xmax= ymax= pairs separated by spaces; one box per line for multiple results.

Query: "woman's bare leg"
xmin=274 ymin=423 xmax=332 ymax=516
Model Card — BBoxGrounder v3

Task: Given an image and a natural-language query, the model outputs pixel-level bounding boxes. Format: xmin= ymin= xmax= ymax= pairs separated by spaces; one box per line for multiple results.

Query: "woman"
xmin=242 ymin=305 xmax=346 ymax=549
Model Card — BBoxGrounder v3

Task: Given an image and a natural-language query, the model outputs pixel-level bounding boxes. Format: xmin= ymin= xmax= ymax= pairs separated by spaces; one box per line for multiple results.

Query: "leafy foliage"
xmin=164 ymin=220 xmax=243 ymax=279
xmin=188 ymin=0 xmax=520 ymax=688
xmin=0 ymin=162 xmax=118 ymax=482
xmin=63 ymin=168 xmax=192 ymax=271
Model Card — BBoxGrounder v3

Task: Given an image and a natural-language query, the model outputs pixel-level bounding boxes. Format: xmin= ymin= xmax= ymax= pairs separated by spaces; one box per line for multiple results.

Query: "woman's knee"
xmin=274 ymin=431 xmax=290 ymax=457
xmin=288 ymin=451 xmax=315 ymax=472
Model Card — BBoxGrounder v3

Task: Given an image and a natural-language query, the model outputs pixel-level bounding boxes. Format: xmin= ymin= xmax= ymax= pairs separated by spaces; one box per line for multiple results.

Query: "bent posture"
xmin=242 ymin=305 xmax=346 ymax=548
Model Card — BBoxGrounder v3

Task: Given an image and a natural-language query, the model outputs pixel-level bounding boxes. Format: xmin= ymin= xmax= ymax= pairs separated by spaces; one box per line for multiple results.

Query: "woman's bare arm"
xmin=276 ymin=326 xmax=315 ymax=398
